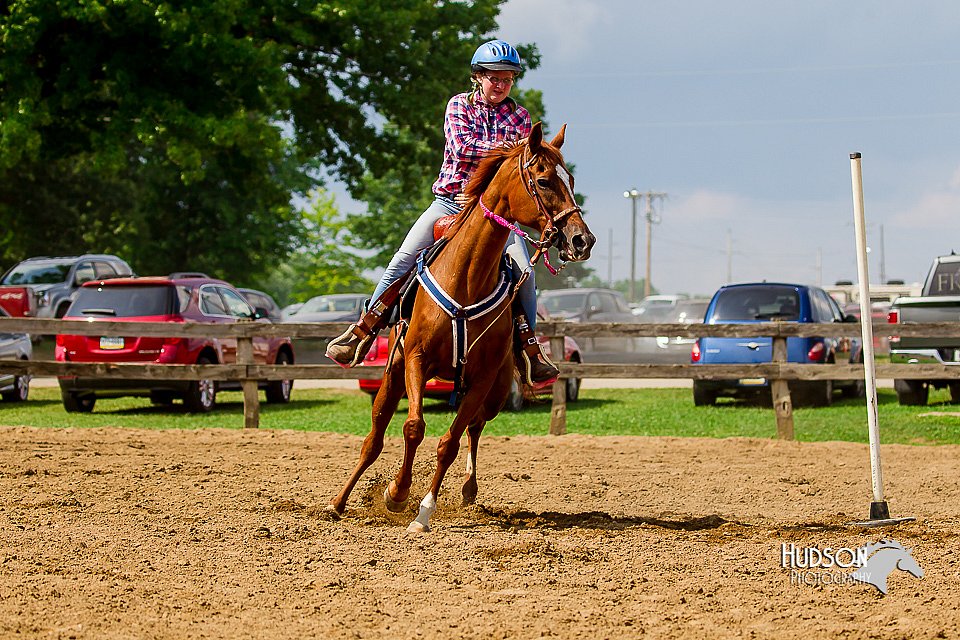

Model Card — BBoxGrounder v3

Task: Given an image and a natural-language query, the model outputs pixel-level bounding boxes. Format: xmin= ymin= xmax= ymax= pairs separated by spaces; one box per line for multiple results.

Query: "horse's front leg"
xmin=384 ymin=354 xmax=428 ymax=513
xmin=407 ymin=365 xmax=506 ymax=534
xmin=463 ymin=361 xmax=514 ymax=506
xmin=328 ymin=342 xmax=406 ymax=516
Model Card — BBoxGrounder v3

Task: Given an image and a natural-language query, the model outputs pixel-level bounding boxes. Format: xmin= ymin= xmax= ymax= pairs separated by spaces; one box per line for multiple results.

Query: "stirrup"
xmin=514 ymin=314 xmax=559 ymax=387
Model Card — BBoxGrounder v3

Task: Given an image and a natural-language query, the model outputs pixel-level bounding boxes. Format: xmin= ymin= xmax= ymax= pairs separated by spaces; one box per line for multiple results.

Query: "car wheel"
xmin=184 ymin=356 xmax=216 ymax=413
xmin=61 ymin=390 xmax=96 ymax=413
xmin=150 ymin=390 xmax=176 ymax=406
xmin=894 ymin=379 xmax=928 ymax=406
xmin=693 ymin=381 xmax=716 ymax=406
xmin=565 ymin=375 xmax=581 ymax=403
xmin=265 ymin=351 xmax=293 ymax=403
xmin=1 ymin=373 xmax=29 ymax=402
xmin=505 ymin=379 xmax=523 ymax=412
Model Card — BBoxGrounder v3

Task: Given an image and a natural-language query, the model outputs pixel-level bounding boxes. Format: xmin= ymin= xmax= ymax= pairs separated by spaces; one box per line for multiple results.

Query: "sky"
xmin=328 ymin=1 xmax=960 ymax=300
xmin=485 ymin=0 xmax=960 ymax=297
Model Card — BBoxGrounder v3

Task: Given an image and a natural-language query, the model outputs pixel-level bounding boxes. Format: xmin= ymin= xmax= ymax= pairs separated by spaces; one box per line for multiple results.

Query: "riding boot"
xmin=514 ymin=313 xmax=560 ymax=387
xmin=325 ymin=304 xmax=388 ymax=367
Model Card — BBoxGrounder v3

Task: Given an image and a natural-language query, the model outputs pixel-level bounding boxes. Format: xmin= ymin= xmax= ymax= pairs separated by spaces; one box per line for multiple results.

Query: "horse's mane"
xmin=442 ymin=139 xmax=562 ymax=241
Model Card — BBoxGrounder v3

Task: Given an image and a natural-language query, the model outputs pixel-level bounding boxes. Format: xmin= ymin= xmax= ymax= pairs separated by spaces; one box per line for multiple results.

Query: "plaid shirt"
xmin=432 ymin=91 xmax=532 ymax=197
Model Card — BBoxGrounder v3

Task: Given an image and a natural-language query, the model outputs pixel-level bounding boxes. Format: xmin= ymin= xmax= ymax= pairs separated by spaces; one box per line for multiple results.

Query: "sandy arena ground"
xmin=0 ymin=425 xmax=957 ymax=639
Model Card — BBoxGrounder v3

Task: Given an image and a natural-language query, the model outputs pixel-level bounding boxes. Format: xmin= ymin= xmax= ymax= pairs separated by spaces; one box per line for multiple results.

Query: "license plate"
xmin=99 ymin=336 xmax=124 ymax=350
xmin=738 ymin=377 xmax=767 ymax=386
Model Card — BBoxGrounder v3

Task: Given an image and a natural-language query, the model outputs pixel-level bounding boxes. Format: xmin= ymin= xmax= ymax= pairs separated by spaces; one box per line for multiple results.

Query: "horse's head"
xmin=512 ymin=122 xmax=595 ymax=262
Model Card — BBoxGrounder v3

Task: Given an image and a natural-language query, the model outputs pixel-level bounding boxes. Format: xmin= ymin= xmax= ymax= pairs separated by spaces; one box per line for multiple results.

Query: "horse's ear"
xmin=528 ymin=122 xmax=543 ymax=154
xmin=550 ymin=124 xmax=566 ymax=149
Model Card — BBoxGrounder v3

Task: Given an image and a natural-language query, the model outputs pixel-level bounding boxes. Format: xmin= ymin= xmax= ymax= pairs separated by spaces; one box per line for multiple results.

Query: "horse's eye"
xmin=536 ymin=178 xmax=550 ymax=189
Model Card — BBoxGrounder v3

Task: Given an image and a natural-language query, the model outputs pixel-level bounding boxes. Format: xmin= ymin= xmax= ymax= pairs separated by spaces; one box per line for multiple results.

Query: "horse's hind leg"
xmin=328 ymin=348 xmax=406 ymax=516
xmin=461 ymin=420 xmax=484 ymax=506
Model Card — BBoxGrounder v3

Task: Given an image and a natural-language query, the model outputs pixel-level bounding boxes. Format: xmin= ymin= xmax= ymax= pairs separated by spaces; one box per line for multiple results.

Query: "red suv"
xmin=55 ymin=275 xmax=294 ymax=413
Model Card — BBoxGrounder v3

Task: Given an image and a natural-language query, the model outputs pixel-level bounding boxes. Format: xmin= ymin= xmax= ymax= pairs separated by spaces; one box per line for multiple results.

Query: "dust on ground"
xmin=0 ymin=426 xmax=956 ymax=639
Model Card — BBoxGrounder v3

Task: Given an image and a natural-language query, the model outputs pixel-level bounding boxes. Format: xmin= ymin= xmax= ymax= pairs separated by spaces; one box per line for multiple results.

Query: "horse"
xmin=849 ymin=539 xmax=924 ymax=594
xmin=328 ymin=122 xmax=595 ymax=533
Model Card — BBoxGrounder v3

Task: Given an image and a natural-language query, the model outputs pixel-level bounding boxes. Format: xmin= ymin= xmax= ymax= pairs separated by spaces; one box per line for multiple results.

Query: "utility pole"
xmin=607 ymin=228 xmax=614 ymax=287
xmin=622 ymin=189 xmax=640 ymax=302
xmin=643 ymin=191 xmax=667 ymax=299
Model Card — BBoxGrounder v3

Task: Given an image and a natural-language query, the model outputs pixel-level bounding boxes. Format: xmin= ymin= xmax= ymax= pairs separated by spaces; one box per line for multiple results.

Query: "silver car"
xmin=0 ymin=305 xmax=31 ymax=401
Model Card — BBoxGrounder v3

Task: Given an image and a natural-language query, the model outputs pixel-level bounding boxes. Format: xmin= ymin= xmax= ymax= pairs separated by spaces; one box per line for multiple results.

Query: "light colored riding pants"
xmin=370 ymin=196 xmax=539 ymax=327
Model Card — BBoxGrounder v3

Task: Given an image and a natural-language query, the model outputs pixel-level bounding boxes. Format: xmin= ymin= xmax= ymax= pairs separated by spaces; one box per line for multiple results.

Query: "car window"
xmin=200 ymin=287 xmax=229 ymax=316
xmin=614 ymin=295 xmax=632 ymax=313
xmin=0 ymin=259 xmax=74 ymax=285
xmin=219 ymin=287 xmax=254 ymax=319
xmin=598 ymin=293 xmax=618 ymax=314
xmin=93 ymin=261 xmax=118 ymax=279
xmin=811 ymin=290 xmax=837 ymax=322
xmin=712 ymin=286 xmax=800 ymax=321
xmin=928 ymin=260 xmax=960 ymax=296
xmin=176 ymin=286 xmax=193 ymax=312
xmin=541 ymin=293 xmax=587 ymax=315
xmin=69 ymin=286 xmax=175 ymax=317
xmin=74 ymin=262 xmax=96 ymax=285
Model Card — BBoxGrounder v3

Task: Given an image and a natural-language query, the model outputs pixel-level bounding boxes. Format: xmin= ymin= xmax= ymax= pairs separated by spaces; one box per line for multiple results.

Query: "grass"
xmin=3 ymin=384 xmax=960 ymax=445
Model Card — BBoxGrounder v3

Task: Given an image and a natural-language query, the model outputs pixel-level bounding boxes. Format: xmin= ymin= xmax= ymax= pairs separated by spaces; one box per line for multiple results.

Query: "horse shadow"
xmin=464 ymin=505 xmax=733 ymax=532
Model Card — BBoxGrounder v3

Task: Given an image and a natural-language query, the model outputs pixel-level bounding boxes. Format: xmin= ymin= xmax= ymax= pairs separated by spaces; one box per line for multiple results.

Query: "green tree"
xmin=250 ymin=189 xmax=373 ymax=306
xmin=0 ymin=0 xmax=511 ymax=279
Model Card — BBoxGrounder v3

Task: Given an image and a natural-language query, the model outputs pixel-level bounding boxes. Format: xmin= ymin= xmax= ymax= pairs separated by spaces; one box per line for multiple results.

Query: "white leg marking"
xmin=465 ymin=451 xmax=475 ymax=476
xmin=407 ymin=492 xmax=436 ymax=534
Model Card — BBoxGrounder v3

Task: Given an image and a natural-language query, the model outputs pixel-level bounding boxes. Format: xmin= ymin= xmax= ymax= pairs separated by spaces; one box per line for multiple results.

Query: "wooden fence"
xmin=2 ymin=317 xmax=959 ymax=438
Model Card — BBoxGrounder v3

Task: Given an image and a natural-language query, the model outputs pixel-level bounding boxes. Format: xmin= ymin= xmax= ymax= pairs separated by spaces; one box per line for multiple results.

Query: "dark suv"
xmin=55 ymin=274 xmax=294 ymax=413
xmin=691 ymin=282 xmax=863 ymax=406
xmin=0 ymin=254 xmax=134 ymax=318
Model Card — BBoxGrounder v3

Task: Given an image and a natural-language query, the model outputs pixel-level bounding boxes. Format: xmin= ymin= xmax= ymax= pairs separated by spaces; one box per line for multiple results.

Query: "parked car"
xmin=281 ymin=302 xmax=304 ymax=320
xmin=887 ymin=253 xmax=960 ymax=405
xmin=0 ymin=254 xmax=134 ymax=318
xmin=287 ymin=293 xmax=366 ymax=322
xmin=540 ymin=288 xmax=643 ymax=363
xmin=0 ymin=305 xmax=31 ymax=401
xmin=691 ymin=282 xmax=863 ymax=406
xmin=238 ymin=288 xmax=283 ymax=323
xmin=648 ymin=298 xmax=711 ymax=364
xmin=842 ymin=300 xmax=891 ymax=355
xmin=358 ymin=306 xmax=583 ymax=410
xmin=55 ymin=274 xmax=294 ymax=413
xmin=631 ymin=294 xmax=690 ymax=321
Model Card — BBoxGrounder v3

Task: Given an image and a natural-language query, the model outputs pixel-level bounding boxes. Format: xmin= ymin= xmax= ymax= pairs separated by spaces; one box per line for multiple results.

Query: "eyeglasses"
xmin=482 ymin=75 xmax=515 ymax=87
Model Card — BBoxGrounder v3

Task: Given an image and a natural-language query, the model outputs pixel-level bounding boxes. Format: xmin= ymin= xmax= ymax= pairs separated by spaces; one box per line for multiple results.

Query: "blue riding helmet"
xmin=471 ymin=39 xmax=522 ymax=74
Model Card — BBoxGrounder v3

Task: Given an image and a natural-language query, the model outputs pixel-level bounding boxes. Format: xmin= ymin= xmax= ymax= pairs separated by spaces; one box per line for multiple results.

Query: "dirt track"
xmin=0 ymin=426 xmax=957 ymax=639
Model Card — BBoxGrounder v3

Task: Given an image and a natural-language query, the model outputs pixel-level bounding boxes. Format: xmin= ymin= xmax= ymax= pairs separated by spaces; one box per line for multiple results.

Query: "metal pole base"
xmin=870 ymin=500 xmax=890 ymax=520
xmin=847 ymin=501 xmax=916 ymax=527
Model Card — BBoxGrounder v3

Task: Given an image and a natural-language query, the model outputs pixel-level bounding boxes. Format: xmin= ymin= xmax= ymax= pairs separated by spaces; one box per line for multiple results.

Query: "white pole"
xmin=849 ymin=152 xmax=888 ymax=520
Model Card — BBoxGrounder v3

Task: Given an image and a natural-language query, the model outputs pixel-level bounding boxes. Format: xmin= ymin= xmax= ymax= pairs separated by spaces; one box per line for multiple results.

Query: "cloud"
xmin=889 ymin=166 xmax=960 ymax=229
xmin=497 ymin=0 xmax=609 ymax=61
xmin=669 ymin=190 xmax=751 ymax=221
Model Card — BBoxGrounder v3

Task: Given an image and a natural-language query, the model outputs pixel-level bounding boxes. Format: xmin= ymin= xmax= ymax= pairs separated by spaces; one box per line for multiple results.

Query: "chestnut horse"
xmin=328 ymin=122 xmax=595 ymax=533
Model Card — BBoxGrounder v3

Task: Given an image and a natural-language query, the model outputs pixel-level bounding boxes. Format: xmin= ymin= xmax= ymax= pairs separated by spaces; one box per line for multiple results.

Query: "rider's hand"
xmin=453 ymin=193 xmax=470 ymax=207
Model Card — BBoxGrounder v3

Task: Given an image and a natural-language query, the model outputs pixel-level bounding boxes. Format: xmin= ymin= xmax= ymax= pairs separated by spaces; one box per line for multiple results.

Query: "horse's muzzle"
xmin=559 ymin=227 xmax=596 ymax=262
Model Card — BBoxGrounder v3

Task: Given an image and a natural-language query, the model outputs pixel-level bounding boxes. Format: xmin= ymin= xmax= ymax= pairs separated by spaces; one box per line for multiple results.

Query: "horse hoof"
xmin=405 ymin=520 xmax=430 ymax=535
xmin=318 ymin=504 xmax=342 ymax=521
xmin=384 ymin=486 xmax=408 ymax=513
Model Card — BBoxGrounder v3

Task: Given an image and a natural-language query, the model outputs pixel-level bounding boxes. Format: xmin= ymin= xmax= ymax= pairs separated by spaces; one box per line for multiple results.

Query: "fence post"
xmin=236 ymin=335 xmax=260 ymax=429
xmin=770 ymin=334 xmax=794 ymax=440
xmin=549 ymin=335 xmax=567 ymax=435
